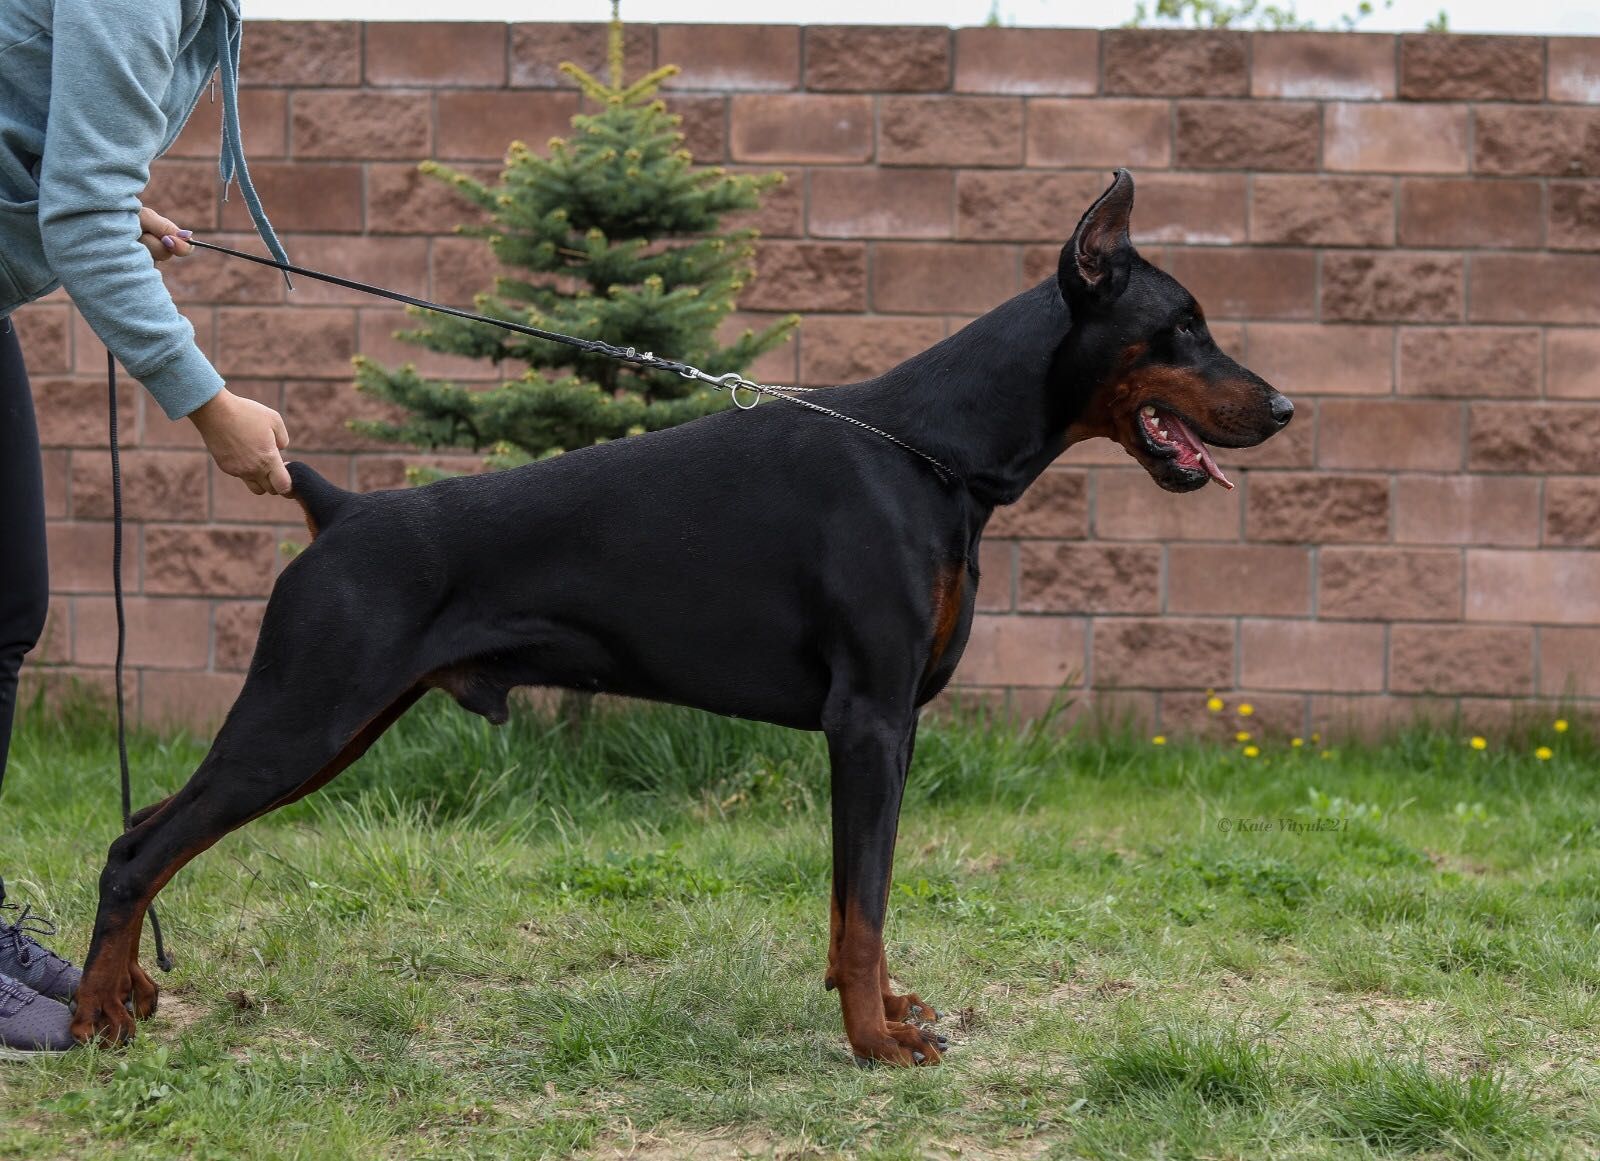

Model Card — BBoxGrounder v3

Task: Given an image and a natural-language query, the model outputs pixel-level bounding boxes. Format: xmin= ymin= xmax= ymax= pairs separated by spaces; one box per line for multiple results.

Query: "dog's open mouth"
xmin=1138 ymin=405 xmax=1234 ymax=490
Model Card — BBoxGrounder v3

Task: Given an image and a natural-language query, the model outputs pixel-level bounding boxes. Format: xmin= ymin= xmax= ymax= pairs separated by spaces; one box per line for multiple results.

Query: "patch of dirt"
xmin=1195 ymin=979 xmax=1493 ymax=1071
xmin=593 ymin=1129 xmax=802 ymax=1160
xmin=1011 ymin=972 xmax=1144 ymax=1010
xmin=6 ymin=1112 xmax=63 ymax=1139
xmin=226 ymin=1025 xmax=330 ymax=1063
xmin=1072 ymin=830 xmax=1140 ymax=861
xmin=593 ymin=1128 xmax=1060 ymax=1161
xmin=918 ymin=1140 xmax=1055 ymax=1161
xmin=150 ymin=988 xmax=208 ymax=1033
xmin=971 ymin=965 xmax=1550 ymax=1084
xmin=959 ymin=853 xmax=1011 ymax=876
xmin=1425 ymin=849 xmax=1493 ymax=876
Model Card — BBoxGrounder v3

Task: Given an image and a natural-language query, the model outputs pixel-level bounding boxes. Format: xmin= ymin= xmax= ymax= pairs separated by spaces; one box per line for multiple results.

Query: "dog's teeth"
xmin=1158 ymin=428 xmax=1169 ymax=439
xmin=1141 ymin=406 xmax=1156 ymax=417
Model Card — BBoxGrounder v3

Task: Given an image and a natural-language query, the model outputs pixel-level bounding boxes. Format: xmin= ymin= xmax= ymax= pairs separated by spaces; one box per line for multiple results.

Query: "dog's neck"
xmin=846 ymin=279 xmax=1100 ymax=508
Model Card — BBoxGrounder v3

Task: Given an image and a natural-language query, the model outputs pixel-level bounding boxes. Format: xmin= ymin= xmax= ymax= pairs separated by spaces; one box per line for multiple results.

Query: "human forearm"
xmin=38 ymin=0 xmax=222 ymax=420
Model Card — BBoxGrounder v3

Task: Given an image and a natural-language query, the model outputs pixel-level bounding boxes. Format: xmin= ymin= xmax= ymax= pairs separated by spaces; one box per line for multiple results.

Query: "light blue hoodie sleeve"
xmin=38 ymin=0 xmax=224 ymax=420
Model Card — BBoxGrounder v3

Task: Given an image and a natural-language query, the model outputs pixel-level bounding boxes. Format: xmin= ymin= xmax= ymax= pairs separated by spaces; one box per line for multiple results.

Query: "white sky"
xmin=248 ymin=0 xmax=1600 ymax=36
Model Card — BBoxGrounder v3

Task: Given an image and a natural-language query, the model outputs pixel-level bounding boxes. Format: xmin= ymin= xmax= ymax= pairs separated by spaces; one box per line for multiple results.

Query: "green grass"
xmin=1 ymin=692 xmax=1598 ymax=1159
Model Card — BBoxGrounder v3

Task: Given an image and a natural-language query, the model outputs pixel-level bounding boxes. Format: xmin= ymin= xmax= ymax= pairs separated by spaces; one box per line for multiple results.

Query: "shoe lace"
xmin=0 ymin=902 xmax=64 ymax=970
xmin=0 ymin=972 xmax=35 ymax=1012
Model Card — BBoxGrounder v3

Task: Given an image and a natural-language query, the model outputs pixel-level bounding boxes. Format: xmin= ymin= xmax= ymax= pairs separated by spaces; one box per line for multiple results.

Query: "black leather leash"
xmin=185 ymin=237 xmax=959 ymax=485
xmin=107 ymin=353 xmax=174 ymax=973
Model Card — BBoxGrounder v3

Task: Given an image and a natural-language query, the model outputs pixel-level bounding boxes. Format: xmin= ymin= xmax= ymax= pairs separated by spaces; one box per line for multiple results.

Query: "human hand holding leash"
xmin=138 ymin=213 xmax=294 ymax=495
xmin=188 ymin=389 xmax=293 ymax=496
xmin=137 ymin=207 xmax=193 ymax=264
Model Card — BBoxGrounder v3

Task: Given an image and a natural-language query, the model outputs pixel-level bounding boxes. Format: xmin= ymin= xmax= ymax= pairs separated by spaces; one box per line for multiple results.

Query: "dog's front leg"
xmin=825 ymin=723 xmax=939 ymax=1026
xmin=824 ymin=711 xmax=943 ymax=1067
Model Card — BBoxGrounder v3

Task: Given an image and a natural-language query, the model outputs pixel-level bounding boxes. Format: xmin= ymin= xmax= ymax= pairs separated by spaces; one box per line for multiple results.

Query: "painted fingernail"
xmin=162 ymin=235 xmax=177 ymax=250
xmin=178 ymin=229 xmax=193 ymax=238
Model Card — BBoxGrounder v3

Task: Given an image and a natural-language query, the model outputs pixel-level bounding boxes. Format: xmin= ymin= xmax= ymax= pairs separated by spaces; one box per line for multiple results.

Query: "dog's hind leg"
xmin=110 ymin=797 xmax=175 ymax=1019
xmin=111 ymin=686 xmax=427 ymax=1027
xmin=127 ymin=795 xmax=174 ymax=829
xmin=71 ymin=655 xmax=425 ymax=1044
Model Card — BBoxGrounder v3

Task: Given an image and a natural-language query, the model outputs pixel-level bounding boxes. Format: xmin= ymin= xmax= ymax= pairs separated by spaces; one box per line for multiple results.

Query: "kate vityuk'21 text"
xmin=1216 ymin=817 xmax=1348 ymax=834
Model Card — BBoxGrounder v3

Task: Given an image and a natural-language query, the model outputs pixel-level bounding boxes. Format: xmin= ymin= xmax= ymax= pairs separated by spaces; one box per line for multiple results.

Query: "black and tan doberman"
xmin=72 ymin=170 xmax=1292 ymax=1064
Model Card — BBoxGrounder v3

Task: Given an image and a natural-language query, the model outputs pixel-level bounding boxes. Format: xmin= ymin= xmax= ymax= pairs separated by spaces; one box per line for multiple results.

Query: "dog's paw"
xmin=883 ymin=987 xmax=938 ymax=1025
xmin=850 ymin=1021 xmax=947 ymax=1067
xmin=69 ymin=995 xmax=137 ymax=1046
xmin=128 ymin=960 xmax=160 ymax=1020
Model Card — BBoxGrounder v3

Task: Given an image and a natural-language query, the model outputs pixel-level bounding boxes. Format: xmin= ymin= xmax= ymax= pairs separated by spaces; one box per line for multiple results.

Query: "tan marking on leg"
xmin=126 ymin=921 xmax=158 ymax=1020
xmin=878 ymin=951 xmax=935 ymax=1024
xmin=825 ymin=894 xmax=842 ymax=991
xmin=834 ymin=899 xmax=941 ymax=1066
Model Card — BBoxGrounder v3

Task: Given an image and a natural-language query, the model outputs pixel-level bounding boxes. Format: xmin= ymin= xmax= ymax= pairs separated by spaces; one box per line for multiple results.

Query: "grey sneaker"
xmin=0 ymin=972 xmax=76 ymax=1058
xmin=0 ymin=901 xmax=81 ymax=1003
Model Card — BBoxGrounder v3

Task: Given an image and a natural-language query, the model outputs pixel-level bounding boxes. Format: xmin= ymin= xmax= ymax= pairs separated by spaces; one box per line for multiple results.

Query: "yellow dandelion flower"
xmin=1291 ymin=737 xmax=1305 ymax=748
xmin=1207 ymin=696 xmax=1225 ymax=713
xmin=1152 ymin=735 xmax=1167 ymax=746
xmin=1311 ymin=732 xmax=1321 ymax=744
xmin=1243 ymin=745 xmax=1260 ymax=758
xmin=1470 ymin=736 xmax=1488 ymax=751
xmin=1535 ymin=746 xmax=1553 ymax=761
xmin=1238 ymin=703 xmax=1255 ymax=717
xmin=1554 ymin=719 xmax=1569 ymax=734
xmin=1236 ymin=731 xmax=1252 ymax=743
xmin=1320 ymin=750 xmax=1334 ymax=759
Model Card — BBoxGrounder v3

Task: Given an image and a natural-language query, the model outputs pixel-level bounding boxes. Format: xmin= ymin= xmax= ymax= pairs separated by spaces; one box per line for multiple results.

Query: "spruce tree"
xmin=353 ymin=9 xmax=796 ymax=474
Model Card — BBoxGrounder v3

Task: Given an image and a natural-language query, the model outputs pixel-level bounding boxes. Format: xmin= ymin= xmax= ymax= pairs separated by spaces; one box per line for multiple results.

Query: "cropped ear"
xmin=1059 ymin=169 xmax=1135 ymax=308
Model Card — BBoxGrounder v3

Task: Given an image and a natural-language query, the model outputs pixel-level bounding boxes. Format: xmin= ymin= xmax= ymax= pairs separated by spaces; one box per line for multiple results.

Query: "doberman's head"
xmin=1056 ymin=170 xmax=1293 ymax=492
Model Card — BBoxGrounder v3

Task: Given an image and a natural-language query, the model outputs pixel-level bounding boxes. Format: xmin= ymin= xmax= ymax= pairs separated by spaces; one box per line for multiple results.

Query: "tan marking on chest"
xmin=926 ymin=562 xmax=966 ymax=674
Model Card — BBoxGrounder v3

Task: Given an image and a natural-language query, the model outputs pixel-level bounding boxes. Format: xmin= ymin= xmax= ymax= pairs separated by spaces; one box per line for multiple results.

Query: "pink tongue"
xmin=1165 ymin=415 xmax=1235 ymax=490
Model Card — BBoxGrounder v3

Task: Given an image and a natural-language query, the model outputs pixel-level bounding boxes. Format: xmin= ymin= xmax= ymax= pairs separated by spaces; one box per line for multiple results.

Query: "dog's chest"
xmin=917 ymin=557 xmax=980 ymax=704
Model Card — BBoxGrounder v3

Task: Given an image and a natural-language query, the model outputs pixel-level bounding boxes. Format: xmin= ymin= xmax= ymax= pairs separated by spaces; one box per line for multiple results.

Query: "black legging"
xmin=0 ymin=318 xmax=48 ymax=793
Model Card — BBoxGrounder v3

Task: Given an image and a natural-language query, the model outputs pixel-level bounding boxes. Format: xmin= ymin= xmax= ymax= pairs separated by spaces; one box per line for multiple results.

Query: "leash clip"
xmin=719 ymin=372 xmax=762 ymax=410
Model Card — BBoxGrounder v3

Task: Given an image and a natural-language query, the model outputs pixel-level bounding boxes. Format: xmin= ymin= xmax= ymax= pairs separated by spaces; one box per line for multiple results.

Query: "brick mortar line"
xmin=1533 ymin=625 xmax=1546 ymax=697
xmin=1081 ymin=614 xmax=1094 ymax=692
xmin=1230 ymin=615 xmax=1242 ymax=692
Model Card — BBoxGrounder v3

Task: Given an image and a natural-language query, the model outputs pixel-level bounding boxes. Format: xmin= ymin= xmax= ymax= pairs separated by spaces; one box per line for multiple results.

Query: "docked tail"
xmin=286 ymin=461 xmax=356 ymax=541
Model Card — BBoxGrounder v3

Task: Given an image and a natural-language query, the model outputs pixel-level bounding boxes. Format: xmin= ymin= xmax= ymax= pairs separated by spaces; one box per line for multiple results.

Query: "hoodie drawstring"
xmin=215 ymin=16 xmax=291 ymax=289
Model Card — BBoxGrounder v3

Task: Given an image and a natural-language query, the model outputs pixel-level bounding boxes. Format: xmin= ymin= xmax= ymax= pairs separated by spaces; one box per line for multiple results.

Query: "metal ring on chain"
xmin=720 ymin=373 xmax=763 ymax=410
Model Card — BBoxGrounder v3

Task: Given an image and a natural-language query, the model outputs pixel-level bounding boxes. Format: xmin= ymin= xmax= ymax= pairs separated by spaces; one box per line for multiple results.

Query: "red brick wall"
xmin=15 ymin=22 xmax=1600 ymax=737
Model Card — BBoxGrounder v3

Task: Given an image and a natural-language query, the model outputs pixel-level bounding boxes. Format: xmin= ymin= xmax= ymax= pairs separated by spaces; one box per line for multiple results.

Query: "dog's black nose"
xmin=1270 ymin=394 xmax=1295 ymax=427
